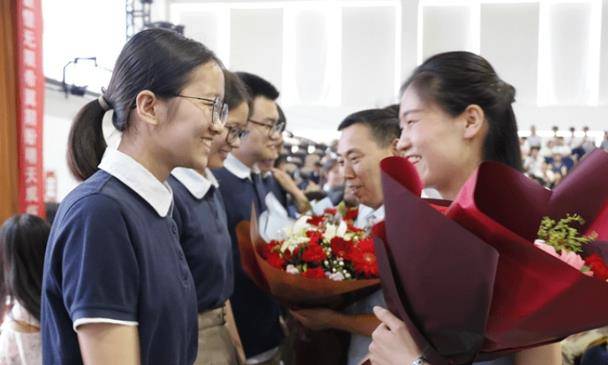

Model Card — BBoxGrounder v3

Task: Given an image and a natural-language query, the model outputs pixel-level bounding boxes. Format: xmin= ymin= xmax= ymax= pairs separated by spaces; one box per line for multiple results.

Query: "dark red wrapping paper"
xmin=373 ymin=149 xmax=608 ymax=364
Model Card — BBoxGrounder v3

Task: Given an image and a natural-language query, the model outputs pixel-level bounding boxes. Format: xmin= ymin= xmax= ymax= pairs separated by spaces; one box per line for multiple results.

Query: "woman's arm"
xmin=514 ymin=343 xmax=561 ymax=365
xmin=271 ymin=168 xmax=311 ymax=213
xmin=77 ymin=323 xmax=140 ymax=365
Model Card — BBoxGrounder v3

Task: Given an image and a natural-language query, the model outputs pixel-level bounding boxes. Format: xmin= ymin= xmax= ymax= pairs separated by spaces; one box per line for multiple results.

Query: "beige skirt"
xmin=194 ymin=307 xmax=240 ymax=365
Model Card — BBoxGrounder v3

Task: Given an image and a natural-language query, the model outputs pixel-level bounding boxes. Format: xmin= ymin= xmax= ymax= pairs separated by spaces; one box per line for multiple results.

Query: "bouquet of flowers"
xmin=236 ymin=204 xmax=380 ymax=308
xmin=373 ymin=149 xmax=608 ymax=365
xmin=534 ymin=214 xmax=608 ymax=281
xmin=257 ymin=206 xmax=379 ymax=281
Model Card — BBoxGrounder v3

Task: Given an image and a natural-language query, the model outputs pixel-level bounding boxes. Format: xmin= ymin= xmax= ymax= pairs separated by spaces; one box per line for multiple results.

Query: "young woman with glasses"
xmin=168 ymin=69 xmax=252 ymax=365
xmin=41 ymin=29 xmax=224 ymax=365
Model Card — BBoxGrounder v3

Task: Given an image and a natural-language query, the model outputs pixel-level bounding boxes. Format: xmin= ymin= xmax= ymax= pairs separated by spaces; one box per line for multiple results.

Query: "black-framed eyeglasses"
xmin=225 ymin=125 xmax=249 ymax=145
xmin=248 ymin=119 xmax=285 ymax=137
xmin=175 ymin=94 xmax=228 ymax=126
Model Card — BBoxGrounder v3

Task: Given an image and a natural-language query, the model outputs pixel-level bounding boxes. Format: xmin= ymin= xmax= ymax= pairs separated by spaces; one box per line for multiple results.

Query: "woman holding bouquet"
xmin=368 ymin=51 xmax=561 ymax=365
xmin=41 ymin=29 xmax=224 ymax=364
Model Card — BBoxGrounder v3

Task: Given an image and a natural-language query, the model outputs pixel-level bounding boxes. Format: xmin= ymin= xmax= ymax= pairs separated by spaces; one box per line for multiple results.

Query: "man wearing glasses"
xmin=213 ymin=72 xmax=285 ymax=365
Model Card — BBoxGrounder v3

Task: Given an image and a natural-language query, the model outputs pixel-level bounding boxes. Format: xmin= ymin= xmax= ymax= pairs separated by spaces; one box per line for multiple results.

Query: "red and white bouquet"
xmin=236 ymin=204 xmax=380 ymax=307
xmin=258 ymin=206 xmax=379 ymax=281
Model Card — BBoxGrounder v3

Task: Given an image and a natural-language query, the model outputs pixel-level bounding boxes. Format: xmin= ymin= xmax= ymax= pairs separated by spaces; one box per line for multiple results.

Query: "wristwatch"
xmin=411 ymin=356 xmax=428 ymax=365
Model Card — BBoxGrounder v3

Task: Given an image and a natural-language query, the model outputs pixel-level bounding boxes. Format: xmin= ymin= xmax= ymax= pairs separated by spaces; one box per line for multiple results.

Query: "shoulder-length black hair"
xmin=0 ymin=214 xmax=50 ymax=321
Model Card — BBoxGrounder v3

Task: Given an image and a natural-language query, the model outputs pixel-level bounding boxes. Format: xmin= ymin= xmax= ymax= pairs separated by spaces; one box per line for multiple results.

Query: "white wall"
xmin=42 ymin=0 xmax=608 ymax=199
xmin=167 ymin=0 xmax=608 ymax=135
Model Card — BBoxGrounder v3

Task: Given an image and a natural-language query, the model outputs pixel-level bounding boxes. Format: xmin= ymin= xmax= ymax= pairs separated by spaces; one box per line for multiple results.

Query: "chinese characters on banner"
xmin=16 ymin=0 xmax=45 ymax=217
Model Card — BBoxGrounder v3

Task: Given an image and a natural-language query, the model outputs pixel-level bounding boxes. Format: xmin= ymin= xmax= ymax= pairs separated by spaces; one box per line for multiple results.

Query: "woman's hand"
xmin=369 ymin=306 xmax=422 ymax=365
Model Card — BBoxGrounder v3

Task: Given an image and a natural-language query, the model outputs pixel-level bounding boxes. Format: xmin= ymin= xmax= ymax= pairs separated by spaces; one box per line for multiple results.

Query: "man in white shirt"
xmin=290 ymin=105 xmax=402 ymax=365
xmin=527 ymin=125 xmax=542 ymax=149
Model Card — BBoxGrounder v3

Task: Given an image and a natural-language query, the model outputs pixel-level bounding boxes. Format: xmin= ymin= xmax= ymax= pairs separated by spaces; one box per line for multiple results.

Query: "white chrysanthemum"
xmin=343 ymin=232 xmax=356 ymax=241
xmin=323 ymin=223 xmax=338 ymax=241
xmin=291 ymin=216 xmax=312 ymax=234
xmin=328 ymin=272 xmax=345 ymax=281
xmin=286 ymin=265 xmax=299 ymax=275
xmin=280 ymin=234 xmax=310 ymax=253
xmin=336 ymin=220 xmax=348 ymax=237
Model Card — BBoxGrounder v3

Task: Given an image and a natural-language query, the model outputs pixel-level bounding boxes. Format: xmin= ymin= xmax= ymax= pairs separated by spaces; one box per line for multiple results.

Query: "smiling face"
xmin=396 ymin=85 xmax=487 ymax=199
xmin=207 ymin=101 xmax=249 ymax=169
xmin=233 ymin=96 xmax=281 ymax=166
xmin=152 ymin=61 xmax=224 ymax=172
xmin=337 ymin=123 xmax=396 ymax=209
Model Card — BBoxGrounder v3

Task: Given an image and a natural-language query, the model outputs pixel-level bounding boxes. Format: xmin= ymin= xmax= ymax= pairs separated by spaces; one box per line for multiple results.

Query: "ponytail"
xmin=67 ymin=98 xmax=108 ymax=181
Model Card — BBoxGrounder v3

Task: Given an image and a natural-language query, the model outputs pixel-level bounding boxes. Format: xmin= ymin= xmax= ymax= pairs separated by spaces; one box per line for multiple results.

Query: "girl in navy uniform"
xmin=212 ymin=72 xmax=285 ymax=364
xmin=169 ymin=70 xmax=251 ymax=365
xmin=41 ymin=29 xmax=224 ymax=365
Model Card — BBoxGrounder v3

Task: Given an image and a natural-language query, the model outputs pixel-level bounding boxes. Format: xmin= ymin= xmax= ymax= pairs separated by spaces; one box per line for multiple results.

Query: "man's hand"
xmin=289 ymin=308 xmax=338 ymax=331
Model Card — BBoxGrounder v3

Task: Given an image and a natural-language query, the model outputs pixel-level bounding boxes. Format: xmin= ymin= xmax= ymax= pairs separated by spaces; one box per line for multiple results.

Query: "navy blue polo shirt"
xmin=212 ymin=155 xmax=283 ymax=358
xmin=169 ymin=168 xmax=233 ymax=312
xmin=262 ymin=173 xmax=299 ymax=218
xmin=41 ymin=151 xmax=197 ymax=365
xmin=262 ymin=173 xmax=288 ymax=209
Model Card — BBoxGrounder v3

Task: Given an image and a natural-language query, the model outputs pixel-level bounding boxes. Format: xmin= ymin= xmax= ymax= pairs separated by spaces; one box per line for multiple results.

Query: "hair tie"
xmin=98 ymin=95 xmax=111 ymax=111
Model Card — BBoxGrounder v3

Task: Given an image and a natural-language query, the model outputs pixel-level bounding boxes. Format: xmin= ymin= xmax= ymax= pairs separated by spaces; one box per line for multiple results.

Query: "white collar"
xmin=224 ymin=153 xmax=261 ymax=179
xmin=354 ymin=204 xmax=385 ymax=229
xmin=171 ymin=168 xmax=219 ymax=199
xmin=355 ymin=204 xmax=373 ymax=229
xmin=369 ymin=205 xmax=385 ymax=224
xmin=98 ymin=149 xmax=173 ymax=217
xmin=205 ymin=169 xmax=220 ymax=188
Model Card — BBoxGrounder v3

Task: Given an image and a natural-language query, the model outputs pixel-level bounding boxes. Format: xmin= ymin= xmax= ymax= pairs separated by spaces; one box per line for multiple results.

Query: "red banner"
xmin=16 ymin=0 xmax=45 ymax=217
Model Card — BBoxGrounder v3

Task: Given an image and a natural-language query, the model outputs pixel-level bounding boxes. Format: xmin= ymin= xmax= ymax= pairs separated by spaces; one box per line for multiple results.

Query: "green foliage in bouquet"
xmin=537 ymin=214 xmax=597 ymax=254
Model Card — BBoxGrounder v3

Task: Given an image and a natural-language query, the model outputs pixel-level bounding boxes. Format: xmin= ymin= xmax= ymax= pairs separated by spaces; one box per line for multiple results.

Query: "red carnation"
xmin=303 ymin=267 xmax=326 ymax=279
xmin=586 ymin=254 xmax=608 ymax=280
xmin=357 ymin=237 xmax=375 ymax=252
xmin=307 ymin=215 xmax=324 ymax=226
xmin=330 ymin=236 xmax=352 ymax=259
xmin=306 ymin=230 xmax=323 ymax=245
xmin=350 ymin=238 xmax=378 ymax=277
xmin=302 ymin=243 xmax=327 ymax=264
xmin=266 ymin=252 xmax=285 ymax=269
xmin=259 ymin=241 xmax=280 ymax=258
xmin=344 ymin=208 xmax=359 ymax=222
xmin=324 ymin=208 xmax=337 ymax=215
xmin=347 ymin=224 xmax=364 ymax=234
xmin=283 ymin=248 xmax=294 ymax=261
